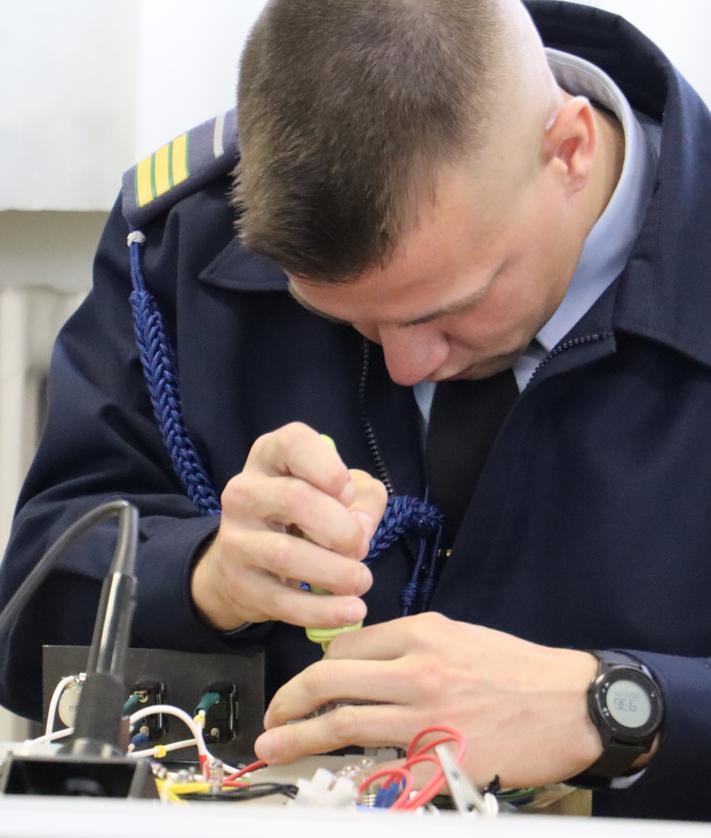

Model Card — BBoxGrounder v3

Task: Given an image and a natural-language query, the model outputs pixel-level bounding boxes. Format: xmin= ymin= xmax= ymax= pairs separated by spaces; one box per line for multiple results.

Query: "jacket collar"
xmin=198 ymin=237 xmax=288 ymax=292
xmin=528 ymin=0 xmax=711 ymax=370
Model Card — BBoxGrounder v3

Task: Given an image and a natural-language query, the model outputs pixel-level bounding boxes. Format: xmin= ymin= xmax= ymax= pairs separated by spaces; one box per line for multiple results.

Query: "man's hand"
xmin=254 ymin=613 xmax=603 ymax=788
xmin=191 ymin=422 xmax=388 ymax=631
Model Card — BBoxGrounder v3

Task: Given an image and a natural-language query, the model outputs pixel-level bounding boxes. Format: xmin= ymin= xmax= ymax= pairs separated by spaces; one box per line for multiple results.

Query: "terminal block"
xmin=126 ymin=680 xmax=166 ymax=740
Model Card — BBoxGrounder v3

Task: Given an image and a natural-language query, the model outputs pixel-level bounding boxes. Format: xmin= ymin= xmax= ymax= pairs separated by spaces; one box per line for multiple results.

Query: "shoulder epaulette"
xmin=122 ymin=108 xmax=238 ymax=229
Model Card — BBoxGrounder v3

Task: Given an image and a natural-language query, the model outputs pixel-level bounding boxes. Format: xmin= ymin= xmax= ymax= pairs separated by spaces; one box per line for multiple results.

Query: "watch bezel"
xmin=589 ymin=665 xmax=663 ymax=743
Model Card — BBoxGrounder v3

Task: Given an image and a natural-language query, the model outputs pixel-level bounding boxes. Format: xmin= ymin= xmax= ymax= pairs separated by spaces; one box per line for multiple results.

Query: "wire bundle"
xmin=37 ymin=679 xmax=495 ymax=813
xmin=358 ymin=725 xmax=466 ymax=810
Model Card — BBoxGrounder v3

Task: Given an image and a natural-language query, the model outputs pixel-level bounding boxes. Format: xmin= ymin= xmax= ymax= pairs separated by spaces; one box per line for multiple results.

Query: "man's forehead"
xmin=285 ymin=158 xmax=522 ymax=323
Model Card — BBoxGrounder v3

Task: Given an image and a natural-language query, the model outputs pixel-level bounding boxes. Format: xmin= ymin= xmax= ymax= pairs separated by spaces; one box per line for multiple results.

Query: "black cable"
xmin=176 ymin=782 xmax=299 ymax=802
xmin=0 ymin=500 xmax=138 ymax=643
xmin=66 ymin=501 xmax=140 ymax=754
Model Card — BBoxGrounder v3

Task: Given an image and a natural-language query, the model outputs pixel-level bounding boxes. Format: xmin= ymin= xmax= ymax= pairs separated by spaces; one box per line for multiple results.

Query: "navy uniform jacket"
xmin=1 ymin=1 xmax=711 ymax=820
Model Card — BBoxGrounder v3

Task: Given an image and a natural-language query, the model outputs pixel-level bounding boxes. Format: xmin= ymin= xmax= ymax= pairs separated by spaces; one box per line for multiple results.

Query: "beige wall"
xmin=0 ymin=211 xmax=105 ymax=739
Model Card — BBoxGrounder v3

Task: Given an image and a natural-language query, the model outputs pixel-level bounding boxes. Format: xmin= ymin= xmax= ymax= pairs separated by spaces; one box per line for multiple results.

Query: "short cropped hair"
xmin=234 ymin=0 xmax=506 ymax=282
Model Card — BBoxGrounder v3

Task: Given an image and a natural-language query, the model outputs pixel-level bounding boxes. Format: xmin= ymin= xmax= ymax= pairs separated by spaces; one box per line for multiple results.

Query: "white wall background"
xmin=0 ymin=0 xmax=267 ymax=211
xmin=0 ymin=0 xmax=709 ymax=212
xmin=0 ymin=1 xmax=708 ymax=737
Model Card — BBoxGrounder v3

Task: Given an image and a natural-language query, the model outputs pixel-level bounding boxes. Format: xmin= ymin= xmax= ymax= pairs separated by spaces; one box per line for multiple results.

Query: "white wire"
xmin=44 ymin=674 xmax=79 ymax=737
xmin=129 ymin=738 xmax=197 ymax=758
xmin=127 ymin=703 xmax=243 ymax=777
xmin=129 ymin=704 xmax=207 ymax=755
xmin=193 ymin=710 xmax=244 ymax=775
xmin=29 ymin=726 xmax=75 ymax=744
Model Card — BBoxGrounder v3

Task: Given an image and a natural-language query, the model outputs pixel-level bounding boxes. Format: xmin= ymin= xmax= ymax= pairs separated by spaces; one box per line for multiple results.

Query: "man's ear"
xmin=542 ymin=95 xmax=596 ymax=196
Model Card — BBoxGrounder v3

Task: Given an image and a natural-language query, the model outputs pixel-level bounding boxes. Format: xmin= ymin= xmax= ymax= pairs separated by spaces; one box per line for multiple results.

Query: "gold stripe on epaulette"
xmin=154 ymin=143 xmax=171 ymax=196
xmin=172 ymin=133 xmax=189 ymax=185
xmin=135 ymin=156 xmax=153 ymax=208
xmin=135 ymin=133 xmax=191 ymax=208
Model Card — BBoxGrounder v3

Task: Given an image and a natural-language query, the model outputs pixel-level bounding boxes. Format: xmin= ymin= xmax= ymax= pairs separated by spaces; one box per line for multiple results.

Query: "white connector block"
xmin=294 ymin=767 xmax=358 ymax=808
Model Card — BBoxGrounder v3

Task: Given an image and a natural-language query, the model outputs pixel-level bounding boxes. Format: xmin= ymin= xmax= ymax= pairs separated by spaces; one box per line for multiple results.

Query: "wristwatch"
xmin=567 ymin=650 xmax=664 ymax=788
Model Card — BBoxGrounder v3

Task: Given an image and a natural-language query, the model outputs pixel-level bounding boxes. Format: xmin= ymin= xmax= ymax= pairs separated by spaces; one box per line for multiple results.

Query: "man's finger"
xmin=346 ymin=469 xmax=389 ymax=541
xmin=236 ymin=529 xmax=373 ymax=596
xmin=261 ymin=575 xmax=368 ymax=628
xmin=324 ymin=615 xmax=425 ymax=661
xmin=264 ymin=659 xmax=414 ymax=729
xmin=255 ymin=703 xmax=418 ymax=765
xmin=246 ymin=423 xmax=355 ymax=503
xmin=222 ymin=472 xmax=365 ymax=555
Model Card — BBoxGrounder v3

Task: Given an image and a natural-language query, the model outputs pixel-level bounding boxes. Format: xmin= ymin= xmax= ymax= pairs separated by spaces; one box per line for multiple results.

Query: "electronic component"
xmin=56 ymin=682 xmax=81 ymax=728
xmin=42 ymin=646 xmax=264 ymax=765
xmin=294 ymin=767 xmax=357 ymax=808
xmin=127 ymin=681 xmax=166 ymax=741
xmin=199 ymin=682 xmax=238 ymax=744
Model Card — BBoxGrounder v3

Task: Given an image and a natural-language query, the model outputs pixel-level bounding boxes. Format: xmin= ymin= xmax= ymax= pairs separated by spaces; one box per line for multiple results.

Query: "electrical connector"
xmin=294 ymin=767 xmax=357 ymax=808
xmin=126 ymin=681 xmax=166 ymax=740
xmin=374 ymin=783 xmax=401 ymax=808
xmin=193 ymin=691 xmax=220 ymax=717
xmin=199 ymin=683 xmax=238 ymax=744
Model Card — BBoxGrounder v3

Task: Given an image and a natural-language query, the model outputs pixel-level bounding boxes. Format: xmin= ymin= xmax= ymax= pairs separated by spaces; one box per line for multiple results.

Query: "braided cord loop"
xmin=367 ymin=496 xmax=442 ymax=561
xmin=128 ymin=235 xmax=221 ymax=516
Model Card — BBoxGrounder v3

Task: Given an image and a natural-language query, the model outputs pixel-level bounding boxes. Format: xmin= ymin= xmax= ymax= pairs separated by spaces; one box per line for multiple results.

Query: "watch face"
xmin=596 ymin=667 xmax=663 ymax=740
xmin=605 ymin=678 xmax=651 ymax=728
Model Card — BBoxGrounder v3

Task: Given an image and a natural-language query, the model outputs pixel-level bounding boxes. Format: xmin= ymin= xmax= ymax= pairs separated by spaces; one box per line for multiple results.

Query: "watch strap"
xmin=594 ymin=650 xmax=644 ymax=670
xmin=567 ymin=740 xmax=648 ymax=789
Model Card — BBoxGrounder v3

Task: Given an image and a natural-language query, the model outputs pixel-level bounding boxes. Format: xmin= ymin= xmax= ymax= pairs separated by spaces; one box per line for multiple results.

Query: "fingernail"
xmin=359 ymin=564 xmax=373 ymax=591
xmin=255 ymin=732 xmax=274 ymax=762
xmin=344 ymin=600 xmax=366 ymax=623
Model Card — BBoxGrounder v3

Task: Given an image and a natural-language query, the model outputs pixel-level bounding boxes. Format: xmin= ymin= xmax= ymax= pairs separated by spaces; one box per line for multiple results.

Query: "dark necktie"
xmin=425 ymin=369 xmax=518 ymax=547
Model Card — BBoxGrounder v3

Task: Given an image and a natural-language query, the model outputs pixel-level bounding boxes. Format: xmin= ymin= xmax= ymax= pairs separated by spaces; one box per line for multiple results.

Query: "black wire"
xmin=0 ymin=500 xmax=138 ymax=642
xmin=177 ymin=782 xmax=299 ymax=802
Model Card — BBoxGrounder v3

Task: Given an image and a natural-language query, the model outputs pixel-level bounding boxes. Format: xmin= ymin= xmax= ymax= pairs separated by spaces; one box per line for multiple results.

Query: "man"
xmin=1 ymin=0 xmax=710 ymax=820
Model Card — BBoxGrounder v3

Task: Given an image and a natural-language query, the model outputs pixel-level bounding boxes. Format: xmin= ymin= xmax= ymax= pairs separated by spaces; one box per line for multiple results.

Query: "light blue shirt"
xmin=414 ymin=49 xmax=660 ymax=424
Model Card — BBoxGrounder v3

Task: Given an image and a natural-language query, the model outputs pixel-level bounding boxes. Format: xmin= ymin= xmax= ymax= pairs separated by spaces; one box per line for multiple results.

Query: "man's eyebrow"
xmin=288 ymin=281 xmax=489 ymax=327
xmin=401 ymin=285 xmax=489 ymax=326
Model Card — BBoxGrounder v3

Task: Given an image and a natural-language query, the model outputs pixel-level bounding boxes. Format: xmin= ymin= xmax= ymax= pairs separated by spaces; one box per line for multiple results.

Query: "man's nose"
xmin=378 ymin=325 xmax=448 ymax=386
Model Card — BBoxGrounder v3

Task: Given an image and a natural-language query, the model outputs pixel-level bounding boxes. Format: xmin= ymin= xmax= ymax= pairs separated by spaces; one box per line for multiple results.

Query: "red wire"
xmin=358 ymin=725 xmax=467 ymax=811
xmin=399 ymin=753 xmax=445 ymax=811
xmin=407 ymin=725 xmax=466 ymax=761
xmin=402 ymin=725 xmax=466 ymax=810
xmin=225 ymin=759 xmax=266 ymax=782
xmin=391 ymin=755 xmax=439 ymax=810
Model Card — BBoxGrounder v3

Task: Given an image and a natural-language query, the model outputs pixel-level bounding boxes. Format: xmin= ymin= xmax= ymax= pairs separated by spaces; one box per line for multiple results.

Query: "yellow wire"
xmin=155 ymin=778 xmax=253 ymax=804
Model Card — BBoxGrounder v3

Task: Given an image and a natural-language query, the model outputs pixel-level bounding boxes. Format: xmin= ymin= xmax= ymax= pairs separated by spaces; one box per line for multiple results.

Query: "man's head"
xmin=235 ymin=0 xmax=605 ymax=384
